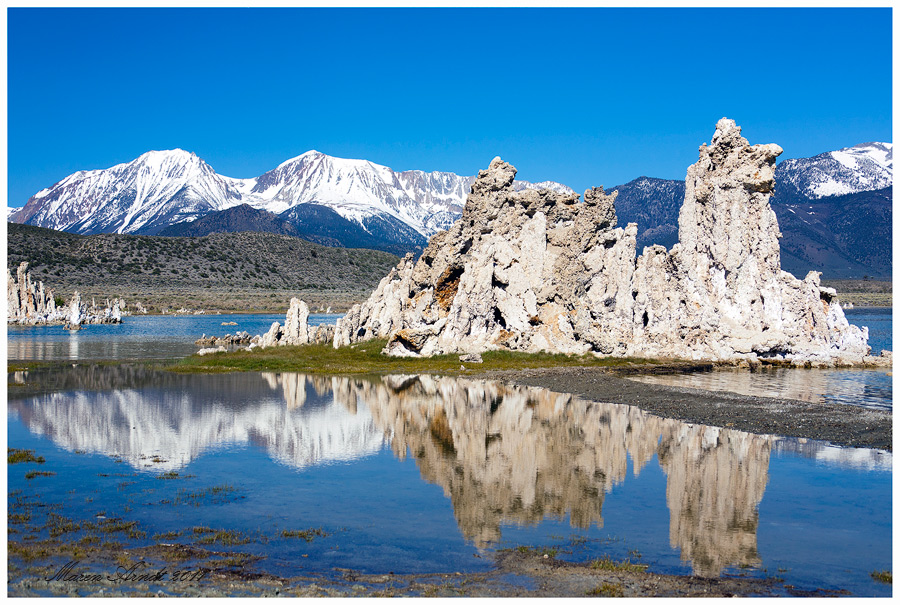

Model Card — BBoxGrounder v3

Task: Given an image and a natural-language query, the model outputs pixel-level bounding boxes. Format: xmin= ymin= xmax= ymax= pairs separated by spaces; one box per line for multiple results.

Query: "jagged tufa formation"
xmin=7 ymin=261 xmax=124 ymax=328
xmin=334 ymin=119 xmax=872 ymax=365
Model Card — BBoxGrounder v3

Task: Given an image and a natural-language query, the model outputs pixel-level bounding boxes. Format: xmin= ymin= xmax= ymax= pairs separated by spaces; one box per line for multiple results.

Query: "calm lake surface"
xmin=7 ymin=313 xmax=341 ymax=361
xmin=6 ymin=307 xmax=892 ymax=596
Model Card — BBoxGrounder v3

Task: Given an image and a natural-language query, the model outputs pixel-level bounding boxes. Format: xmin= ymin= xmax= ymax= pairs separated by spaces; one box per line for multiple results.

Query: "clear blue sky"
xmin=7 ymin=7 xmax=892 ymax=206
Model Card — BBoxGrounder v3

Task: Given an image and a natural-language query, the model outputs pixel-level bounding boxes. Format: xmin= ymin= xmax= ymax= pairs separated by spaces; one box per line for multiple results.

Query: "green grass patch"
xmin=174 ymin=338 xmax=667 ymax=375
xmin=24 ymin=471 xmax=56 ymax=480
xmin=589 ymin=555 xmax=649 ymax=573
xmin=871 ymin=570 xmax=892 ymax=584
xmin=8 ymin=448 xmax=45 ymax=464
xmin=281 ymin=528 xmax=329 ymax=542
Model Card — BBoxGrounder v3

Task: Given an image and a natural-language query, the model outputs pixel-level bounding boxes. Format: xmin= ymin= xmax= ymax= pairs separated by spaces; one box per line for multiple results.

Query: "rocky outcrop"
xmin=8 ymin=262 xmax=125 ymax=327
xmin=8 ymin=262 xmax=60 ymax=324
xmin=226 ymin=297 xmax=335 ymax=352
xmin=195 ymin=331 xmax=255 ymax=347
xmin=336 ymin=119 xmax=871 ymax=366
xmin=333 ymin=254 xmax=416 ymax=348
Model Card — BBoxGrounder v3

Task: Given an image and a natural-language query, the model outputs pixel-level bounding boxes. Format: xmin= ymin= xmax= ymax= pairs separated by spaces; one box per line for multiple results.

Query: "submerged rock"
xmin=336 ymin=119 xmax=871 ymax=366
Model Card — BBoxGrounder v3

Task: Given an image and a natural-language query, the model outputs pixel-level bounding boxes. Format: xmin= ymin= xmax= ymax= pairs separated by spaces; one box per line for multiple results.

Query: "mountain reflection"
xmin=11 ymin=366 xmax=882 ymax=577
xmin=9 ymin=369 xmax=387 ymax=471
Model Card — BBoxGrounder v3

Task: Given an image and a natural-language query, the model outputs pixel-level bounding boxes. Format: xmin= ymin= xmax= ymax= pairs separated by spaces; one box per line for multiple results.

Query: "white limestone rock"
xmin=260 ymin=321 xmax=283 ymax=349
xmin=337 ymin=119 xmax=873 ymax=366
xmin=256 ymin=298 xmax=318 ymax=349
xmin=282 ymin=298 xmax=310 ymax=346
xmin=197 ymin=346 xmax=227 ymax=356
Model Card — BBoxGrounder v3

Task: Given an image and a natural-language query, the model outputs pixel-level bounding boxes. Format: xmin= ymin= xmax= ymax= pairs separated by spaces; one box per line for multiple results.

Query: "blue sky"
xmin=7 ymin=7 xmax=892 ymax=206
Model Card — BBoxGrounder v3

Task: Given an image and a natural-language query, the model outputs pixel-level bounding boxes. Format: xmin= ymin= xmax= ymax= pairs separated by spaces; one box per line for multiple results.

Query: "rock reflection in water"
xmin=340 ymin=374 xmax=770 ymax=576
xmin=11 ymin=366 xmax=786 ymax=576
xmin=657 ymin=425 xmax=769 ymax=576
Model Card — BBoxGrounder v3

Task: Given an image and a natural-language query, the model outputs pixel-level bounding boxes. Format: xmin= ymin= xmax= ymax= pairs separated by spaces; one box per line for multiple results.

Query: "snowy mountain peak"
xmin=13 ymin=149 xmax=572 ymax=242
xmin=832 ymin=142 xmax=892 ymax=171
xmin=777 ymin=141 xmax=892 ymax=199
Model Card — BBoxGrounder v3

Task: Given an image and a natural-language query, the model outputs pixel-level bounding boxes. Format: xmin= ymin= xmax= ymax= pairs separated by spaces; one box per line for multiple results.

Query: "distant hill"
xmin=278 ymin=203 xmax=426 ymax=255
xmin=609 ymin=177 xmax=685 ymax=251
xmin=774 ymin=186 xmax=892 ymax=279
xmin=158 ymin=204 xmax=301 ymax=238
xmin=7 ymin=223 xmax=400 ymax=295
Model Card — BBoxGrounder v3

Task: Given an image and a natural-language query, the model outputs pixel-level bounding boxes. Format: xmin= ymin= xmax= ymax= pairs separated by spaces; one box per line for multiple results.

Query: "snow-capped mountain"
xmin=14 ymin=149 xmax=246 ymax=235
xmin=10 ymin=149 xmax=573 ymax=243
xmin=776 ymin=142 xmax=892 ymax=199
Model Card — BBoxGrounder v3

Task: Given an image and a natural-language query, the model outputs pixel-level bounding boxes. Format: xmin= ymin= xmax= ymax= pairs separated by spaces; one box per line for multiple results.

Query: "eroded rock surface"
xmin=252 ymin=298 xmax=334 ymax=350
xmin=8 ymin=262 xmax=60 ymax=324
xmin=336 ymin=119 xmax=870 ymax=365
xmin=8 ymin=262 xmax=124 ymax=327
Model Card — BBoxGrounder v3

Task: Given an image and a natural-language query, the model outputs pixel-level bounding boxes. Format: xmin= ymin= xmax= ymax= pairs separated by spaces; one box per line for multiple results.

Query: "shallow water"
xmin=845 ymin=307 xmax=892 ymax=355
xmin=629 ymin=366 xmax=892 ymax=410
xmin=630 ymin=307 xmax=892 ymax=411
xmin=7 ymin=313 xmax=340 ymax=361
xmin=7 ymin=368 xmax=892 ymax=596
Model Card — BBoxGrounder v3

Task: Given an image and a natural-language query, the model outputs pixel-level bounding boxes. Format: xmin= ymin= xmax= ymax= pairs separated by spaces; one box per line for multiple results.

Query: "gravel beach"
xmin=479 ymin=365 xmax=892 ymax=450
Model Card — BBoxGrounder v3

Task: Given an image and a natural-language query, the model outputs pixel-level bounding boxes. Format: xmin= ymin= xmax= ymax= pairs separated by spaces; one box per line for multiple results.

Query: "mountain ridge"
xmin=10 ymin=142 xmax=891 ymax=277
xmin=11 ymin=149 xmax=573 ymax=247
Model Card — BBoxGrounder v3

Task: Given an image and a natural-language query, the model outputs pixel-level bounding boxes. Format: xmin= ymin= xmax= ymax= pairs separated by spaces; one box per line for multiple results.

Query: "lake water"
xmin=7 ymin=368 xmax=892 ymax=596
xmin=6 ymin=307 xmax=893 ymax=596
xmin=6 ymin=313 xmax=341 ymax=361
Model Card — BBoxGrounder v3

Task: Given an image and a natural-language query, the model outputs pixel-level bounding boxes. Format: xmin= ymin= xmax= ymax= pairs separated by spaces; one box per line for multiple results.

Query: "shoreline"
xmin=478 ymin=365 xmax=892 ymax=451
xmin=6 ymin=540 xmax=802 ymax=598
xmin=8 ymin=355 xmax=893 ymax=450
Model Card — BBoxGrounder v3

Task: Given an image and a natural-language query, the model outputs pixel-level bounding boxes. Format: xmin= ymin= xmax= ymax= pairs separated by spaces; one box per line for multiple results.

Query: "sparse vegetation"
xmin=195 ymin=529 xmax=251 ymax=546
xmin=821 ymin=279 xmax=892 ymax=307
xmin=871 ymin=570 xmax=892 ymax=584
xmin=281 ymin=528 xmax=329 ymax=542
xmin=24 ymin=471 xmax=56 ymax=480
xmin=7 ymin=223 xmax=399 ymax=312
xmin=589 ymin=555 xmax=649 ymax=573
xmin=8 ymin=448 xmax=45 ymax=464
xmin=587 ymin=582 xmax=625 ymax=597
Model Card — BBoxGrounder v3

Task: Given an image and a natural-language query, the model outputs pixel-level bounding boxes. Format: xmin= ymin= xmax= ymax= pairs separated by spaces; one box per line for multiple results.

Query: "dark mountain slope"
xmin=7 ymin=222 xmax=399 ymax=294
xmin=157 ymin=204 xmax=301 ymax=238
